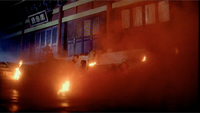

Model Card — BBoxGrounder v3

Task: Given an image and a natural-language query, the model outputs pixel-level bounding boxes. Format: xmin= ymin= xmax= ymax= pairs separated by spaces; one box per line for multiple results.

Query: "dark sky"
xmin=0 ymin=1 xmax=24 ymax=29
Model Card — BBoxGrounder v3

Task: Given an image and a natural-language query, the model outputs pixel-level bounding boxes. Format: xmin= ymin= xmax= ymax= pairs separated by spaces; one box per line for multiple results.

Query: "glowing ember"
xmin=175 ymin=48 xmax=179 ymax=54
xmin=13 ymin=60 xmax=22 ymax=80
xmin=19 ymin=60 xmax=22 ymax=67
xmin=142 ymin=56 xmax=146 ymax=62
xmin=58 ymin=80 xmax=70 ymax=96
xmin=89 ymin=62 xmax=96 ymax=66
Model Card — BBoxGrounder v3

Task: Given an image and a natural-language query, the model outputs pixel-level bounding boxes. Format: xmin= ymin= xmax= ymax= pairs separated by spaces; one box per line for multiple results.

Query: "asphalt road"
xmin=0 ymin=80 xmax=145 ymax=112
xmin=0 ymin=59 xmax=199 ymax=112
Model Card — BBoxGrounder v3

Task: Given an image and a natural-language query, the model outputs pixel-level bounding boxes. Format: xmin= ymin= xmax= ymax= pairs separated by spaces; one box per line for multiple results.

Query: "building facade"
xmin=0 ymin=0 xmax=198 ymax=65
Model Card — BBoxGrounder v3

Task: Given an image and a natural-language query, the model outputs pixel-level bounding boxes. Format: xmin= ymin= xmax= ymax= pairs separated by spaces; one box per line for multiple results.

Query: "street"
xmin=0 ymin=58 xmax=199 ymax=112
xmin=0 ymin=79 xmax=144 ymax=112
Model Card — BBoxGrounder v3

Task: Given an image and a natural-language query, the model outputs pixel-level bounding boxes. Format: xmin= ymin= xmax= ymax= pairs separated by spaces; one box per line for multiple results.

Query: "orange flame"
xmin=13 ymin=60 xmax=22 ymax=80
xmin=19 ymin=60 xmax=22 ymax=67
xmin=14 ymin=68 xmax=21 ymax=80
xmin=142 ymin=56 xmax=146 ymax=62
xmin=58 ymin=80 xmax=70 ymax=96
xmin=89 ymin=62 xmax=96 ymax=67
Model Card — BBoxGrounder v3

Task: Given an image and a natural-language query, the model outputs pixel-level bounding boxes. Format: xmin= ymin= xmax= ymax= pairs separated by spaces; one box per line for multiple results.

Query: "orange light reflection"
xmin=89 ymin=62 xmax=96 ymax=66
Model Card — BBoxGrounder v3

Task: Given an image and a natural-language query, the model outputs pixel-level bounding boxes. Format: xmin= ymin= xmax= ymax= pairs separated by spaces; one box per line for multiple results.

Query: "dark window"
xmin=52 ymin=27 xmax=57 ymax=44
xmin=75 ymin=21 xmax=82 ymax=38
xmin=67 ymin=22 xmax=75 ymax=39
xmin=46 ymin=30 xmax=52 ymax=44
xmin=24 ymin=34 xmax=31 ymax=49
xmin=41 ymin=31 xmax=45 ymax=46
xmin=66 ymin=16 xmax=102 ymax=56
xmin=35 ymin=33 xmax=40 ymax=47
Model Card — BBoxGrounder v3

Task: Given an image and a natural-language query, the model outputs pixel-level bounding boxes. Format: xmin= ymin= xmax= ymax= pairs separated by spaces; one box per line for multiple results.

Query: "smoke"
xmin=70 ymin=1 xmax=199 ymax=111
xmin=10 ymin=1 xmax=199 ymax=112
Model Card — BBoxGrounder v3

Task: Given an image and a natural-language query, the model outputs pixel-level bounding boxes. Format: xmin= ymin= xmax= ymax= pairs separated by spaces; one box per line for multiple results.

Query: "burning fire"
xmin=58 ymin=80 xmax=70 ymax=96
xmin=142 ymin=56 xmax=146 ymax=62
xmin=13 ymin=60 xmax=22 ymax=80
xmin=89 ymin=62 xmax=96 ymax=67
xmin=19 ymin=60 xmax=22 ymax=67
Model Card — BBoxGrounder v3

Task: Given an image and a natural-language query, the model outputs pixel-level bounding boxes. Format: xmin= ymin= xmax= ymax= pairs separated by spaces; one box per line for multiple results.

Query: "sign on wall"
xmin=28 ymin=10 xmax=49 ymax=27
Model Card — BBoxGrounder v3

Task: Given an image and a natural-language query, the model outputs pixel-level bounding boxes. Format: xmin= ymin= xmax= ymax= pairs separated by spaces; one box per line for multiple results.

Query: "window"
xmin=35 ymin=33 xmax=40 ymax=48
xmin=24 ymin=34 xmax=31 ymax=49
xmin=92 ymin=17 xmax=100 ymax=35
xmin=52 ymin=27 xmax=57 ymax=44
xmin=121 ymin=9 xmax=130 ymax=28
xmin=145 ymin=3 xmax=156 ymax=25
xmin=46 ymin=30 xmax=52 ymax=44
xmin=133 ymin=6 xmax=142 ymax=27
xmin=84 ymin=19 xmax=91 ymax=37
xmin=41 ymin=31 xmax=45 ymax=47
xmin=66 ymin=16 xmax=102 ymax=56
xmin=75 ymin=21 xmax=82 ymax=38
xmin=67 ymin=22 xmax=75 ymax=39
xmin=158 ymin=0 xmax=170 ymax=22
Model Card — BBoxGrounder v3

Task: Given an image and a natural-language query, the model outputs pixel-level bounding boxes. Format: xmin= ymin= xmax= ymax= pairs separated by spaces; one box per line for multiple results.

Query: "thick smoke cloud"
xmin=5 ymin=1 xmax=199 ymax=112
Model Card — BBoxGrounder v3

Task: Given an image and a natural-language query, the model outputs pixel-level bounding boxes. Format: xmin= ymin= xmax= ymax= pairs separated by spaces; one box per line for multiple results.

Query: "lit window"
xmin=133 ymin=6 xmax=142 ymax=27
xmin=145 ymin=3 xmax=156 ymax=25
xmin=121 ymin=9 xmax=130 ymax=28
xmin=158 ymin=0 xmax=170 ymax=22
xmin=84 ymin=19 xmax=91 ymax=37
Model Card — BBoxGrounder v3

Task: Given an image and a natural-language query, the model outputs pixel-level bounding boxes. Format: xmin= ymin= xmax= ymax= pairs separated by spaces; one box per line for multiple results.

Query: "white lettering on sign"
xmin=40 ymin=14 xmax=45 ymax=21
xmin=31 ymin=17 xmax=36 ymax=24
xmin=36 ymin=16 xmax=40 ymax=22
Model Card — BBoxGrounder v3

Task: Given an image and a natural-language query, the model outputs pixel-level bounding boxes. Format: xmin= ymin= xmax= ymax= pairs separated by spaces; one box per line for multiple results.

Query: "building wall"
xmin=0 ymin=0 xmax=108 ymax=63
xmin=0 ymin=0 xmax=198 ymax=64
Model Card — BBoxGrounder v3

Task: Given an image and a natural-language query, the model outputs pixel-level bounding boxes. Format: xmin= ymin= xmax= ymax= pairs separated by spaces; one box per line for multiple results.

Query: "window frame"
xmin=35 ymin=32 xmax=41 ymax=48
xmin=121 ymin=9 xmax=131 ymax=29
xmin=132 ymin=6 xmax=143 ymax=27
xmin=158 ymin=0 xmax=170 ymax=22
xmin=145 ymin=3 xmax=156 ymax=25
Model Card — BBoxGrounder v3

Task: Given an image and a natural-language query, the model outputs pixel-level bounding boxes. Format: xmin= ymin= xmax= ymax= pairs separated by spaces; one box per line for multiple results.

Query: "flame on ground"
xmin=142 ymin=56 xmax=146 ymax=62
xmin=13 ymin=60 xmax=22 ymax=80
xmin=89 ymin=62 xmax=96 ymax=67
xmin=58 ymin=80 xmax=70 ymax=96
xmin=13 ymin=68 xmax=21 ymax=80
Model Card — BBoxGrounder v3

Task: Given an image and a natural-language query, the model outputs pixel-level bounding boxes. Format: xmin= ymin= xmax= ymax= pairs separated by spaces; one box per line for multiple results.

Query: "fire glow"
xmin=89 ymin=62 xmax=96 ymax=67
xmin=142 ymin=56 xmax=146 ymax=62
xmin=58 ymin=80 xmax=70 ymax=96
xmin=13 ymin=60 xmax=22 ymax=80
